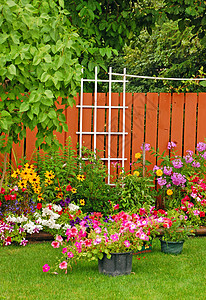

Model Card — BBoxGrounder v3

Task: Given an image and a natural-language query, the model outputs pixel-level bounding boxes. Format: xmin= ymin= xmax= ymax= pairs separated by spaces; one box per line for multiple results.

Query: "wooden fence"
xmin=3 ymin=93 xmax=206 ymax=175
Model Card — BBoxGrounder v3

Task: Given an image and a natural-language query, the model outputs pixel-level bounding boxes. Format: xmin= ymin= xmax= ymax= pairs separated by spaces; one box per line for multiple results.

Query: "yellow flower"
xmin=133 ymin=171 xmax=140 ymax=176
xmin=156 ymin=169 xmax=163 ymax=177
xmin=71 ymin=188 xmax=77 ymax=193
xmin=20 ymin=169 xmax=30 ymax=180
xmin=135 ymin=152 xmax=141 ymax=159
xmin=127 ymin=174 xmax=132 ymax=176
xmin=80 ymin=199 xmax=85 ymax=206
xmin=37 ymin=195 xmax=44 ymax=201
xmin=11 ymin=170 xmax=19 ymax=178
xmin=55 ymin=187 xmax=60 ymax=191
xmin=77 ymin=174 xmax=85 ymax=181
xmin=166 ymin=189 xmax=173 ymax=196
xmin=24 ymin=163 xmax=34 ymax=170
xmin=18 ymin=180 xmax=27 ymax=189
xmin=45 ymin=170 xmax=55 ymax=179
xmin=45 ymin=178 xmax=53 ymax=185
xmin=57 ymin=192 xmax=63 ymax=199
xmin=29 ymin=175 xmax=40 ymax=185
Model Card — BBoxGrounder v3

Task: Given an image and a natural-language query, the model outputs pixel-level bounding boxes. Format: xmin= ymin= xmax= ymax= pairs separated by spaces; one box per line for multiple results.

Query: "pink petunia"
xmin=59 ymin=261 xmax=67 ymax=269
xmin=43 ymin=264 xmax=50 ymax=272
xmin=124 ymin=240 xmax=131 ymax=247
xmin=67 ymin=252 xmax=74 ymax=258
xmin=110 ymin=233 xmax=119 ymax=242
xmin=62 ymin=247 xmax=67 ymax=254
xmin=51 ymin=241 xmax=60 ymax=248
xmin=56 ymin=235 xmax=63 ymax=243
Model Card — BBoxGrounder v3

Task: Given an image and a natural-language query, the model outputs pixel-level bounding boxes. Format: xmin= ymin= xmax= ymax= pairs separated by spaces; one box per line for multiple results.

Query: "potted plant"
xmin=158 ymin=209 xmax=196 ymax=254
xmin=43 ymin=210 xmax=159 ymax=276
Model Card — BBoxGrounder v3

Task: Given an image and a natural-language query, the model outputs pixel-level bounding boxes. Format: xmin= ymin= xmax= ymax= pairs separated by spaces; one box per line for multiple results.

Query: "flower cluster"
xmin=43 ymin=210 xmax=160 ymax=274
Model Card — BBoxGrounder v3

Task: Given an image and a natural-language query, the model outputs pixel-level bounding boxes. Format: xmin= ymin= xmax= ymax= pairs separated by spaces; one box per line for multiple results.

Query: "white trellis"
xmin=77 ymin=66 xmax=129 ymax=184
xmin=77 ymin=67 xmax=206 ymax=184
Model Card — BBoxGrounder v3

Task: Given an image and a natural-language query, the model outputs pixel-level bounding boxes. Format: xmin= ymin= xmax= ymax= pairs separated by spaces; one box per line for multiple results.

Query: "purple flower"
xmin=20 ymin=238 xmax=28 ymax=246
xmin=167 ymin=142 xmax=176 ymax=150
xmin=157 ymin=177 xmax=167 ymax=186
xmin=172 ymin=158 xmax=183 ymax=169
xmin=192 ymin=161 xmax=200 ymax=168
xmin=184 ymin=155 xmax=194 ymax=164
xmin=171 ymin=173 xmax=186 ymax=186
xmin=163 ymin=166 xmax=173 ymax=176
xmin=196 ymin=142 xmax=206 ymax=152
xmin=153 ymin=165 xmax=159 ymax=172
xmin=201 ymin=152 xmax=206 ymax=160
xmin=141 ymin=143 xmax=150 ymax=151
xmin=65 ymin=197 xmax=71 ymax=204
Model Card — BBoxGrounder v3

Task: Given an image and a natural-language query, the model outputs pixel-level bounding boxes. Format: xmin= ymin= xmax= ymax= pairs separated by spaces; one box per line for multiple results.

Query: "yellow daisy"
xmin=135 ymin=152 xmax=141 ymax=159
xmin=133 ymin=171 xmax=140 ymax=176
xmin=11 ymin=170 xmax=19 ymax=178
xmin=166 ymin=189 xmax=173 ymax=196
xmin=71 ymin=188 xmax=77 ymax=193
xmin=156 ymin=169 xmax=163 ymax=177
xmin=80 ymin=199 xmax=85 ymax=206
xmin=77 ymin=174 xmax=85 ymax=181
xmin=45 ymin=170 xmax=55 ymax=179
xmin=45 ymin=178 xmax=53 ymax=185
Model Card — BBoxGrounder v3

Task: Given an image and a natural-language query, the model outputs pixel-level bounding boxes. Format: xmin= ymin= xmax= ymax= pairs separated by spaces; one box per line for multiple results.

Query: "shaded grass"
xmin=0 ymin=237 xmax=206 ymax=300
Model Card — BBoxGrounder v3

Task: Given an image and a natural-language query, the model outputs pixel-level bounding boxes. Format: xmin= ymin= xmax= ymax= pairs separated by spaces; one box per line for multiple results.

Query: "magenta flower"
xmin=62 ymin=247 xmax=67 ymax=254
xmin=124 ymin=240 xmax=131 ymax=247
xmin=196 ymin=142 xmax=206 ymax=152
xmin=93 ymin=237 xmax=102 ymax=245
xmin=167 ymin=141 xmax=176 ymax=150
xmin=59 ymin=261 xmax=67 ymax=269
xmin=110 ymin=233 xmax=119 ymax=242
xmin=141 ymin=143 xmax=150 ymax=151
xmin=67 ymin=252 xmax=74 ymax=258
xmin=43 ymin=264 xmax=50 ymax=272
xmin=172 ymin=158 xmax=183 ymax=169
xmin=157 ymin=177 xmax=167 ymax=186
xmin=51 ymin=241 xmax=60 ymax=248
xmin=20 ymin=238 xmax=28 ymax=246
xmin=56 ymin=235 xmax=63 ymax=243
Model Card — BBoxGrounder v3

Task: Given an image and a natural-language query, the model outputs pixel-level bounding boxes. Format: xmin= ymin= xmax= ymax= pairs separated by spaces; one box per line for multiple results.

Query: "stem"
xmin=142 ymin=143 xmax=145 ymax=177
xmin=0 ymin=152 xmax=8 ymax=190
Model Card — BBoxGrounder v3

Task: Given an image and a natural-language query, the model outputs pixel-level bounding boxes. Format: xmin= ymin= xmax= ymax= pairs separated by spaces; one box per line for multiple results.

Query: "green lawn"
xmin=0 ymin=237 xmax=206 ymax=300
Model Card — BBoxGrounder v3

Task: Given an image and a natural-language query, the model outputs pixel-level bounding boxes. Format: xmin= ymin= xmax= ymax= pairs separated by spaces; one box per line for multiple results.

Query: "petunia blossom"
xmin=43 ymin=264 xmax=50 ymax=272
xmin=59 ymin=261 xmax=67 ymax=269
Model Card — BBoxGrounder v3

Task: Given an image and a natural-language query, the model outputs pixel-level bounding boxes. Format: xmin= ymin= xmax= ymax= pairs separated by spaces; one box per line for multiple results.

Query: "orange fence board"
xmin=158 ymin=93 xmax=171 ymax=155
xmin=145 ymin=93 xmax=158 ymax=168
xmin=171 ymin=93 xmax=184 ymax=156
xmin=96 ymin=93 xmax=106 ymax=158
xmin=184 ymin=93 xmax=198 ymax=154
xmin=197 ymin=93 xmax=206 ymax=144
xmin=81 ymin=93 xmax=93 ymax=150
xmin=66 ymin=94 xmax=79 ymax=149
xmin=124 ymin=93 xmax=132 ymax=173
xmin=132 ymin=93 xmax=145 ymax=165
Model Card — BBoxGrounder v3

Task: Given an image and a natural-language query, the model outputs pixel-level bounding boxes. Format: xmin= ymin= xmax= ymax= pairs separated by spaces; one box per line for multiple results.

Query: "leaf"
xmin=7 ymin=0 xmax=16 ymax=7
xmin=44 ymin=90 xmax=54 ymax=99
xmin=41 ymin=72 xmax=51 ymax=82
xmin=1 ymin=110 xmax=11 ymax=117
xmin=48 ymin=109 xmax=57 ymax=119
xmin=19 ymin=102 xmax=30 ymax=112
xmin=200 ymin=81 xmax=206 ymax=87
xmin=59 ymin=0 xmax=64 ymax=8
xmin=8 ymin=64 xmax=16 ymax=75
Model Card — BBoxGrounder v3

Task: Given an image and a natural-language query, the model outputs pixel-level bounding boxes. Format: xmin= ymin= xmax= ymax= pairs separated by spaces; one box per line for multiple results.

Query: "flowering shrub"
xmin=153 ymin=209 xmax=196 ymax=242
xmin=43 ymin=210 xmax=160 ymax=274
xmin=116 ymin=145 xmax=157 ymax=211
xmin=151 ymin=142 xmax=206 ymax=209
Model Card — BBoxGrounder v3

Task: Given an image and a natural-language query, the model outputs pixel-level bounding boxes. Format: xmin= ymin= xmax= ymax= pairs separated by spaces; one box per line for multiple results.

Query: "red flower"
xmin=36 ymin=203 xmax=42 ymax=210
xmin=4 ymin=195 xmax=11 ymax=201
xmin=18 ymin=165 xmax=23 ymax=169
xmin=0 ymin=201 xmax=2 ymax=207
xmin=66 ymin=185 xmax=72 ymax=192
xmin=0 ymin=188 xmax=5 ymax=194
xmin=158 ymin=209 xmax=166 ymax=215
xmin=58 ymin=210 xmax=63 ymax=215
xmin=199 ymin=211 xmax=205 ymax=217
xmin=22 ymin=188 xmax=27 ymax=192
xmin=10 ymin=194 xmax=17 ymax=200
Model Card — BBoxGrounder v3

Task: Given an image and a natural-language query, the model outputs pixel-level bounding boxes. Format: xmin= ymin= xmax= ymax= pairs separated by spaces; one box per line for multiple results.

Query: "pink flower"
xmin=84 ymin=239 xmax=92 ymax=247
xmin=43 ymin=264 xmax=50 ymax=272
xmin=110 ymin=233 xmax=119 ymax=242
xmin=62 ymin=247 xmax=67 ymax=254
xmin=93 ymin=237 xmax=102 ymax=245
xmin=67 ymin=252 xmax=74 ymax=258
xmin=124 ymin=240 xmax=131 ymax=247
xmin=51 ymin=241 xmax=60 ymax=248
xmin=94 ymin=227 xmax=101 ymax=234
xmin=56 ymin=235 xmax=63 ymax=243
xmin=114 ymin=204 xmax=119 ymax=210
xmin=70 ymin=227 xmax=78 ymax=237
xmin=59 ymin=261 xmax=67 ymax=270
xmin=193 ymin=210 xmax=200 ymax=216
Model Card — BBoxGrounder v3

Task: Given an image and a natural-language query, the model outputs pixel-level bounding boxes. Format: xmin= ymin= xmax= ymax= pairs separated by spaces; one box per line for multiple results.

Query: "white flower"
xmin=62 ymin=224 xmax=71 ymax=230
xmin=6 ymin=216 xmax=17 ymax=223
xmin=52 ymin=204 xmax=62 ymax=212
xmin=68 ymin=203 xmax=79 ymax=212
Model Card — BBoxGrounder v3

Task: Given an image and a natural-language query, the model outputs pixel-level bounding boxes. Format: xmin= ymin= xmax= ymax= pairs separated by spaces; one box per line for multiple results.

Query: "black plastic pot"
xmin=98 ymin=252 xmax=133 ymax=276
xmin=160 ymin=239 xmax=184 ymax=255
